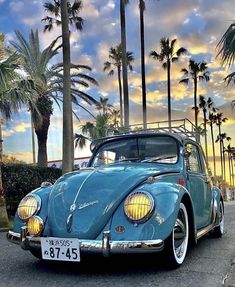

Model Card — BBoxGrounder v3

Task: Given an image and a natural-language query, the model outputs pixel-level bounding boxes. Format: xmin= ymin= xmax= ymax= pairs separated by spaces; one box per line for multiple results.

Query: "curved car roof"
xmin=90 ymin=131 xmax=197 ymax=152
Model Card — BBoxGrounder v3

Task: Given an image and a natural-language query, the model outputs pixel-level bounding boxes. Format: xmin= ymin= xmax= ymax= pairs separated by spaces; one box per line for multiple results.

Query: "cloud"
xmin=6 ymin=152 xmax=33 ymax=163
xmin=9 ymin=1 xmax=24 ymax=12
xmin=14 ymin=122 xmax=31 ymax=133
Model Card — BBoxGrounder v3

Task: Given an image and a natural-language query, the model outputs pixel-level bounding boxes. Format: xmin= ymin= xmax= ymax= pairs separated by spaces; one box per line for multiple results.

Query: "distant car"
xmin=7 ymin=131 xmax=224 ymax=268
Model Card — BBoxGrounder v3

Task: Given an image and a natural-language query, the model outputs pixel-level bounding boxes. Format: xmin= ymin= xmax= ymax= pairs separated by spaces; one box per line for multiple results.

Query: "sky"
xmin=1 ymin=0 xmax=235 ymax=174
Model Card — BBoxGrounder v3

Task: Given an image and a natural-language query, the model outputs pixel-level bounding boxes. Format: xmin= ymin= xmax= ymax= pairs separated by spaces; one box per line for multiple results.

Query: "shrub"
xmin=1 ymin=163 xmax=62 ymax=216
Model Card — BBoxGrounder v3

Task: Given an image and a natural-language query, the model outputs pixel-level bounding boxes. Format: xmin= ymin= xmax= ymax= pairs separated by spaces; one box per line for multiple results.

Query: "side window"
xmin=200 ymin=150 xmax=209 ymax=175
xmin=186 ymin=144 xmax=201 ymax=173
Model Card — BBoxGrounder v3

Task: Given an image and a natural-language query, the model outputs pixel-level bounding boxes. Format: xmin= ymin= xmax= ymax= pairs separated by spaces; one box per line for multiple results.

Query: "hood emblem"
xmin=70 ymin=203 xmax=76 ymax=212
xmin=78 ymin=200 xmax=99 ymax=210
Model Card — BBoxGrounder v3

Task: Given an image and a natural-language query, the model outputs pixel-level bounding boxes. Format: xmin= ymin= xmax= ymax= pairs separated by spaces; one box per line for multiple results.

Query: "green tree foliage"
xmin=10 ymin=30 xmax=98 ymax=167
xmin=2 ymin=164 xmax=62 ymax=216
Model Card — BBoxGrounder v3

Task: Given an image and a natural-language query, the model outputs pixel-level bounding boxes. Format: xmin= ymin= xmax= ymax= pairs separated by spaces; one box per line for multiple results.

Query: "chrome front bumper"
xmin=7 ymin=228 xmax=164 ymax=257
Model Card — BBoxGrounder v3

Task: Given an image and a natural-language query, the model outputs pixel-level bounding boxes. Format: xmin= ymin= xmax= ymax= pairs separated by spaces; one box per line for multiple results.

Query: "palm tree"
xmin=110 ymin=109 xmax=120 ymax=129
xmin=198 ymin=95 xmax=217 ymax=162
xmin=226 ymin=144 xmax=235 ymax=186
xmin=216 ymin=133 xmax=231 ymax=182
xmin=150 ymin=37 xmax=187 ymax=128
xmin=42 ymin=0 xmax=83 ymax=173
xmin=230 ymin=146 xmax=235 ymax=186
xmin=217 ymin=22 xmax=235 ymax=67
xmin=120 ymin=0 xmax=130 ymax=128
xmin=103 ymin=44 xmax=134 ymax=126
xmin=217 ymin=23 xmax=235 ymax=110
xmin=74 ymin=113 xmax=112 ymax=150
xmin=11 ymin=30 xmax=98 ymax=167
xmin=215 ymin=113 xmax=228 ymax=180
xmin=0 ymin=33 xmax=13 ymax=60
xmin=207 ymin=112 xmax=217 ymax=177
xmin=42 ymin=0 xmax=83 ymax=32
xmin=0 ymin=53 xmax=36 ymax=227
xmin=179 ymin=60 xmax=210 ymax=129
xmin=96 ymin=97 xmax=113 ymax=115
xmin=139 ymin=0 xmax=147 ymax=129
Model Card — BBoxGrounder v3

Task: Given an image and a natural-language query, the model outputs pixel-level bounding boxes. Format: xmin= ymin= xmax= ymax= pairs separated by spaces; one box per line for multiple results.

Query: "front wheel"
xmin=163 ymin=202 xmax=189 ymax=269
xmin=212 ymin=200 xmax=224 ymax=238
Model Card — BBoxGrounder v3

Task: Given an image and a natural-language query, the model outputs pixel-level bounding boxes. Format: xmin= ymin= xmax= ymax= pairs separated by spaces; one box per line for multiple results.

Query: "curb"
xmin=0 ymin=228 xmax=10 ymax=232
xmin=223 ymin=261 xmax=235 ymax=286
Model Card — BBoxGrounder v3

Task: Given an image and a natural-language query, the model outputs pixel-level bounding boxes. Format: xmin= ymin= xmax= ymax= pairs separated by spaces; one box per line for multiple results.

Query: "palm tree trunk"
xmin=194 ymin=77 xmax=198 ymax=128
xmin=222 ymin=144 xmax=226 ymax=181
xmin=218 ymin=125 xmax=224 ymax=179
xmin=139 ymin=0 xmax=147 ymax=129
xmin=231 ymin=156 xmax=234 ymax=186
xmin=167 ymin=60 xmax=171 ymax=128
xmin=120 ymin=0 xmax=129 ymax=128
xmin=30 ymin=112 xmax=36 ymax=164
xmin=0 ymin=166 xmax=9 ymax=227
xmin=203 ymin=110 xmax=208 ymax=162
xmin=35 ymin=114 xmax=50 ymax=167
xmin=210 ymin=123 xmax=216 ymax=177
xmin=228 ymin=152 xmax=232 ymax=186
xmin=117 ymin=66 xmax=123 ymax=126
xmin=61 ymin=0 xmax=74 ymax=173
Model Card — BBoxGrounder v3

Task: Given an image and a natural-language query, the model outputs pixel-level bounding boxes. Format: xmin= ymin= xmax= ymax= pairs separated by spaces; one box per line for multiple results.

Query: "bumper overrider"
xmin=7 ymin=227 xmax=164 ymax=257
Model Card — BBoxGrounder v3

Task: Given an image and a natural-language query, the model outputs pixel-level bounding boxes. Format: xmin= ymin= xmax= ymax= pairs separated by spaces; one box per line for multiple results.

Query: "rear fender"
xmin=212 ymin=186 xmax=223 ymax=224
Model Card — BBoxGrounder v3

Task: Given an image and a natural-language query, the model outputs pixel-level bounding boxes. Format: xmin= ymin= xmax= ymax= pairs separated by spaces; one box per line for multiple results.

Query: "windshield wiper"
xmin=116 ymin=158 xmax=140 ymax=163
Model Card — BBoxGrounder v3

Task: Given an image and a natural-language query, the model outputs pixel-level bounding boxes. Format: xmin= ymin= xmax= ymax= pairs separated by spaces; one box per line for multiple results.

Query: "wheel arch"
xmin=181 ymin=193 xmax=197 ymax=246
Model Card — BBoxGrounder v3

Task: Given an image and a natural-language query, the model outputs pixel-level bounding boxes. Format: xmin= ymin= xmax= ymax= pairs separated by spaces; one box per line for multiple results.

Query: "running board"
xmin=196 ymin=224 xmax=214 ymax=240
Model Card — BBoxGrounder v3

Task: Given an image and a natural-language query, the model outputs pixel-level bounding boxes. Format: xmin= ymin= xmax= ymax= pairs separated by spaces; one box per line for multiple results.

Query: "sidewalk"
xmin=223 ymin=257 xmax=235 ymax=286
xmin=223 ymin=200 xmax=235 ymax=287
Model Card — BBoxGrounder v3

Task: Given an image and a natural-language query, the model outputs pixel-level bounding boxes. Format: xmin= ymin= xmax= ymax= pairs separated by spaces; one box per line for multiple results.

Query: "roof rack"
xmin=90 ymin=119 xmax=200 ymax=152
xmin=126 ymin=118 xmax=199 ymax=141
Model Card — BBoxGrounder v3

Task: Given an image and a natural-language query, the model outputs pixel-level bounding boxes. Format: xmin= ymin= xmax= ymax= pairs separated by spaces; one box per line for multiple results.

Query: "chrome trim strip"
xmin=196 ymin=223 xmax=214 ymax=240
xmin=7 ymin=230 xmax=164 ymax=255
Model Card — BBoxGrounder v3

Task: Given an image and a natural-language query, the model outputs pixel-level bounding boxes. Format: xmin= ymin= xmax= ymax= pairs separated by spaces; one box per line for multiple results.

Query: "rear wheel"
xmin=213 ymin=200 xmax=224 ymax=238
xmin=164 ymin=202 xmax=189 ymax=269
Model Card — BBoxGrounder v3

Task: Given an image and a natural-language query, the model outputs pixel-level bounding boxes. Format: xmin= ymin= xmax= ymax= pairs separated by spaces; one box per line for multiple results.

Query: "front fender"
xmin=110 ymin=182 xmax=193 ymax=242
xmin=12 ymin=185 xmax=53 ymax=233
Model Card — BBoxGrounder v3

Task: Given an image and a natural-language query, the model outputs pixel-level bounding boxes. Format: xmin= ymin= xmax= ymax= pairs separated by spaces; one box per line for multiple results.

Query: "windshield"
xmin=90 ymin=135 xmax=179 ymax=167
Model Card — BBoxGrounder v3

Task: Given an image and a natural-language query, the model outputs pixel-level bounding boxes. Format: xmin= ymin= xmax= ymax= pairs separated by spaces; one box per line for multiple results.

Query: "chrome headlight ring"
xmin=124 ymin=191 xmax=155 ymax=223
xmin=17 ymin=194 xmax=41 ymax=221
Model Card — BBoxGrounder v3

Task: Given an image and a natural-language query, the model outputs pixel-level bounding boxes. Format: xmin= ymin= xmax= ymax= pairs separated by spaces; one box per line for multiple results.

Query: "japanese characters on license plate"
xmin=41 ymin=237 xmax=80 ymax=262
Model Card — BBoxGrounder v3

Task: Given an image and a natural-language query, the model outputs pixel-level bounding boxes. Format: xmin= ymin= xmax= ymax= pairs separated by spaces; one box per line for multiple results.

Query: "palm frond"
xmin=179 ymin=78 xmax=189 ymax=86
xmin=217 ymin=22 xmax=235 ymax=67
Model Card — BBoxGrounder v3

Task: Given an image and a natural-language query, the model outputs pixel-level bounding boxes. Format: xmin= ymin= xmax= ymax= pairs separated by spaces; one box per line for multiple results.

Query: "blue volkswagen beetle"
xmin=7 ymin=132 xmax=224 ymax=268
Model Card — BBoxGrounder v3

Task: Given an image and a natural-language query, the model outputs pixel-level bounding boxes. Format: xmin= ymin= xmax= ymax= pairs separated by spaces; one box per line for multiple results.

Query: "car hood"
xmin=47 ymin=163 xmax=180 ymax=239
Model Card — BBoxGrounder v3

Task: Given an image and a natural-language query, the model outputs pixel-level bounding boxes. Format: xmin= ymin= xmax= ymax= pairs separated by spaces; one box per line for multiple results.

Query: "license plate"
xmin=41 ymin=237 xmax=80 ymax=262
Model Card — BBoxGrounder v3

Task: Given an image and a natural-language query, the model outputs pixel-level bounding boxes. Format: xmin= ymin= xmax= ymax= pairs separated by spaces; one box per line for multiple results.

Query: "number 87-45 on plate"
xmin=41 ymin=237 xmax=80 ymax=262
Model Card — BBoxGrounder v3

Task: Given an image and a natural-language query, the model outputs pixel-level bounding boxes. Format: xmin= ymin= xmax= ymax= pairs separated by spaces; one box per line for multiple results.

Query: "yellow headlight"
xmin=18 ymin=194 xmax=41 ymax=221
xmin=124 ymin=191 xmax=154 ymax=223
xmin=27 ymin=216 xmax=44 ymax=236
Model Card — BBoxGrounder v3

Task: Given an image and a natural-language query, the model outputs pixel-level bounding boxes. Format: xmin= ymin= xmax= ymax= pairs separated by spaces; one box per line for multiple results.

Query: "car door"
xmin=185 ymin=142 xmax=213 ymax=229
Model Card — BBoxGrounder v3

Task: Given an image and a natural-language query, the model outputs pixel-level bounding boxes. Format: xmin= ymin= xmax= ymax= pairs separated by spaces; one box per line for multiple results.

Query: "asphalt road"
xmin=1 ymin=201 xmax=235 ymax=287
